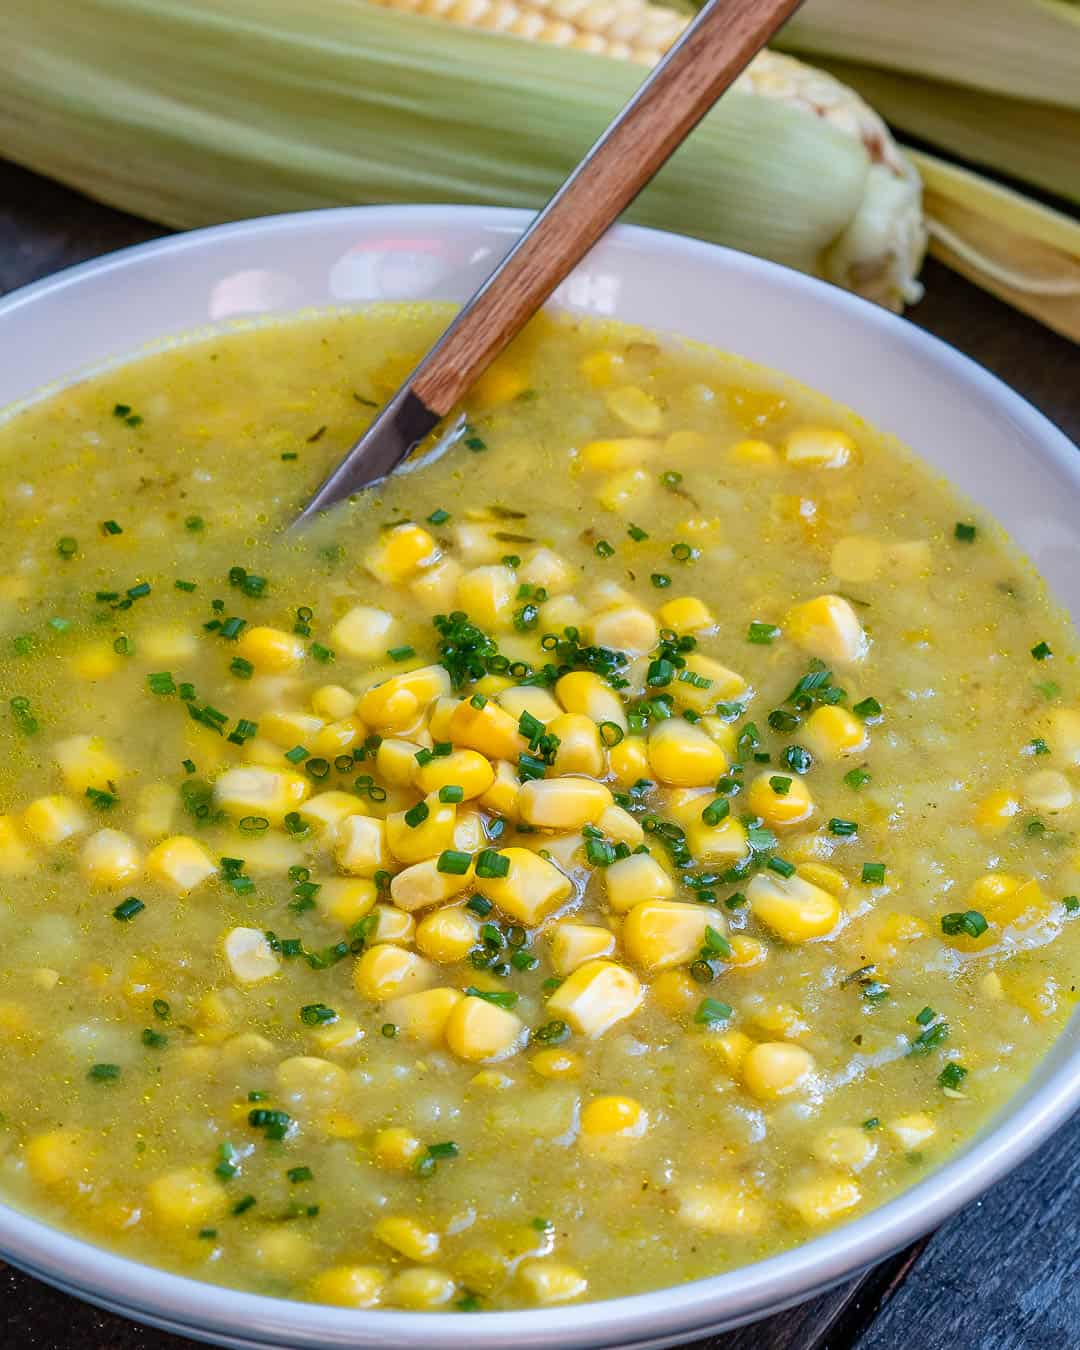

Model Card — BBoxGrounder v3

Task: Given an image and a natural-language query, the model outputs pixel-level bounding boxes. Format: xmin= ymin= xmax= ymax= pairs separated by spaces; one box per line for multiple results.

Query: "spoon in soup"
xmin=295 ymin=0 xmax=805 ymax=523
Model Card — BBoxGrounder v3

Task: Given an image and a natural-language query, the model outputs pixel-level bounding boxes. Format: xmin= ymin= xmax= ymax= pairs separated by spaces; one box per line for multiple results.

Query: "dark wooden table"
xmin=1 ymin=156 xmax=1078 ymax=1350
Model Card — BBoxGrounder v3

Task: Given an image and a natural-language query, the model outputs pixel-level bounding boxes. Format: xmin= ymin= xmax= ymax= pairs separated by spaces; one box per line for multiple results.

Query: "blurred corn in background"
xmin=1 ymin=0 xmax=1078 ymax=333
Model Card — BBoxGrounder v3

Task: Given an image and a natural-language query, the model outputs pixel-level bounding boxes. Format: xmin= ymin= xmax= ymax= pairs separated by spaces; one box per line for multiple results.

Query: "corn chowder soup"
xmin=0 ymin=306 xmax=1077 ymax=1313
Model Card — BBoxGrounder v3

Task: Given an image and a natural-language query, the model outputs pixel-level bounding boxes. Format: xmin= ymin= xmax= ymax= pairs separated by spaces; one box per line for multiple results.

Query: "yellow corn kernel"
xmin=647 ymin=968 xmax=696 ymax=1017
xmin=703 ymin=1028 xmax=753 ymax=1074
xmin=213 ymin=766 xmax=310 ymax=825
xmin=477 ymin=847 xmax=572 ymax=924
xmin=387 ymin=1267 xmax=458 ymax=1309
xmin=862 ymin=910 xmax=930 ymax=965
xmin=1024 ymin=769 xmax=1073 ymax=814
xmin=315 ymin=877 xmax=377 ymax=927
xmin=545 ymin=712 xmax=607 ymax=777
xmin=473 ymin=760 xmax=520 ymax=821
xmin=456 ymin=564 xmax=517 ymax=631
xmin=360 ymin=665 xmax=452 ymax=731
xmin=235 ymin=625 xmax=305 ymax=673
xmin=146 ymin=835 xmax=216 ymax=892
xmin=580 ymin=1094 xmax=648 ymax=1147
xmin=728 ymin=437 xmax=777 ymax=466
xmin=546 ymin=959 xmax=641 ymax=1038
xmin=453 ymin=807 xmax=486 ymax=854
xmin=751 ymin=1003 xmax=809 ymax=1040
xmin=596 ymin=466 xmax=652 ymax=513
xmin=588 ymin=603 xmax=658 ymax=655
xmin=139 ymin=623 xmax=198 ymax=665
xmin=671 ymin=655 xmax=747 ymax=715
xmin=330 ymin=605 xmax=395 ymax=659
xmin=335 ymin=815 xmax=390 ymax=876
xmin=80 ymin=828 xmax=140 ymax=888
xmin=383 ymin=986 xmax=465 ymax=1045
xmin=727 ymin=935 xmax=768 ymax=970
xmin=787 ymin=1174 xmax=862 ymax=1225
xmin=675 ymin=1180 xmax=768 ymax=1235
xmin=147 ymin=1168 xmax=228 ymax=1227
xmin=797 ymin=862 xmax=849 ymax=895
xmin=23 ymin=794 xmax=88 ymax=847
xmin=25 ymin=1129 xmax=89 ymax=1186
xmin=366 ymin=522 xmax=440 ymax=585
xmin=813 ymin=1126 xmax=877 ymax=1172
xmin=416 ymin=907 xmax=479 ymax=962
xmin=597 ymin=803 xmax=644 ymax=846
xmin=981 ymin=876 xmax=1048 ymax=931
xmin=373 ymin=1126 xmax=425 ymax=1171
xmin=785 ymin=595 xmax=867 ymax=665
xmin=657 ymin=595 xmax=716 ymax=635
xmin=831 ymin=536 xmax=883 ymax=583
xmin=518 ymin=1261 xmax=588 ymax=1305
xmin=648 ymin=718 xmax=728 ymax=787
xmin=369 ymin=903 xmax=416 ymax=945
xmin=554 ymin=670 xmax=626 ymax=730
xmin=275 ymin=1055 xmax=349 ymax=1113
xmin=310 ymin=1015 xmax=365 ymax=1057
xmin=472 ymin=360 xmax=527 ymax=407
xmin=606 ymin=385 xmax=662 ymax=434
xmin=448 ymin=697 xmax=526 ymax=761
xmin=609 ymin=736 xmax=649 ymax=787
xmin=311 ymin=684 xmax=356 ymax=720
xmin=622 ymin=900 xmax=717 ymax=972
xmin=801 ymin=706 xmax=869 ymax=761
xmin=354 ymin=945 xmax=436 ymax=1002
xmin=580 ymin=349 xmax=625 ymax=387
xmin=747 ymin=771 xmax=815 ymax=828
xmin=517 ymin=777 xmax=612 ymax=830
xmin=518 ymin=547 xmax=574 ymax=595
xmin=580 ymin=436 xmax=658 ymax=471
xmin=53 ymin=734 xmax=124 ymax=793
xmin=0 ymin=816 xmax=34 ymax=876
xmin=390 ymin=858 xmax=472 ymax=913
xmin=386 ymin=797 xmax=457 ymax=865
xmin=1001 ymin=967 xmax=1060 ymax=1020
xmin=444 ymin=995 xmax=525 ymax=1062
xmin=223 ymin=926 xmax=281 ymax=984
xmin=549 ymin=922 xmax=616 ymax=976
xmin=887 ymin=1113 xmax=937 ymax=1150
xmin=747 ymin=872 xmax=840 ymax=944
xmin=260 ymin=709 xmax=325 ymax=749
xmin=368 ymin=738 xmax=418 ymax=788
xmin=530 ymin=1047 xmax=583 ymax=1080
xmin=741 ymin=1042 xmax=815 ymax=1100
xmin=132 ymin=782 xmax=177 ymax=840
xmin=685 ymin=814 xmax=749 ymax=867
xmin=70 ymin=639 xmax=122 ymax=681
xmin=542 ymin=595 xmax=588 ymax=633
xmin=1047 ymin=707 xmax=1080 ymax=765
xmin=297 ymin=791 xmax=366 ymax=834
xmin=314 ymin=717 xmax=365 ymax=758
xmin=783 ymin=425 xmax=856 ymax=468
xmin=310 ymin=1265 xmax=385 ymax=1309
xmin=981 ymin=793 xmax=1020 ymax=863
xmin=415 ymin=748 xmax=495 ymax=799
xmin=374 ymin=1214 xmax=440 ymax=1262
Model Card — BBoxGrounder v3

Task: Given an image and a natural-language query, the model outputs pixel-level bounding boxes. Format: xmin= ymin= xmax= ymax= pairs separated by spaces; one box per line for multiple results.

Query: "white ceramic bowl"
xmin=1 ymin=206 xmax=1078 ymax=1350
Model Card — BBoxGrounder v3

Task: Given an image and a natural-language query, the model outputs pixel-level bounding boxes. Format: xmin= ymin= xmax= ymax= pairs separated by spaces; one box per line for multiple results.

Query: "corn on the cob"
xmin=0 ymin=0 xmax=924 ymax=310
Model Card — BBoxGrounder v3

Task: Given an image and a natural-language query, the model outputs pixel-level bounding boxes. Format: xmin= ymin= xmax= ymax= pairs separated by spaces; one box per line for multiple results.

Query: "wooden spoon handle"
xmin=411 ymin=0 xmax=805 ymax=416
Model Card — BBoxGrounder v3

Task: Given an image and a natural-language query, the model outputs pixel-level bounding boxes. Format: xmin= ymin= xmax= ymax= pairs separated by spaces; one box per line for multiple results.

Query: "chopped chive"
xmin=113 ymin=896 xmax=145 ymax=921
xmin=916 ymin=1006 xmax=936 ymax=1025
xmin=387 ymin=645 xmax=415 ymax=662
xmin=287 ymin=1166 xmax=314 ymax=1184
xmin=1064 ymin=895 xmax=1080 ymax=914
xmin=671 ymin=541 xmax=697 ymax=563
xmin=465 ymin=987 xmax=518 ymax=1009
xmin=650 ymin=573 xmax=672 ymax=589
xmin=147 ymin=671 xmax=176 ymax=695
xmin=844 ymin=767 xmax=871 ymax=789
xmin=862 ymin=862 xmax=886 ymax=884
xmin=88 ymin=1063 xmax=122 ymax=1082
xmin=427 ymin=508 xmax=451 ymax=525
xmin=585 ymin=838 xmax=616 ymax=867
xmin=101 ymin=520 xmax=123 ymax=536
xmin=626 ymin=523 xmax=649 ymax=542
xmin=940 ymin=910 xmax=988 ymax=939
xmin=404 ymin=801 xmax=429 ymax=829
xmin=284 ymin=745 xmax=309 ymax=764
xmin=475 ymin=848 xmax=509 ymax=879
xmin=783 ymin=745 xmax=813 ymax=775
xmin=954 ymin=522 xmax=977 ymax=542
xmin=232 ymin=1194 xmax=256 ymax=1216
xmin=694 ymin=997 xmax=733 ymax=1025
xmin=767 ymin=857 xmax=796 ymax=878
xmin=438 ymin=784 xmax=465 ymax=803
xmin=436 ymin=849 xmax=471 ymax=875
xmin=310 ymin=642 xmax=335 ymax=664
xmin=57 ymin=536 xmax=78 ymax=559
xmin=769 ymin=775 xmax=792 ymax=796
xmin=594 ymin=539 xmax=615 ymax=558
xmin=1031 ymin=641 xmax=1052 ymax=661
xmin=828 ymin=817 xmax=858 ymax=836
xmin=85 ymin=787 xmax=118 ymax=809
xmin=938 ymin=1062 xmax=968 ymax=1091
xmin=299 ymin=1003 xmax=337 ymax=1026
xmin=175 ymin=579 xmax=197 ymax=592
xmin=701 ymin=798 xmax=729 ymax=827
xmin=747 ymin=621 xmax=780 ymax=645
xmin=467 ymin=895 xmax=493 ymax=917
xmin=852 ymin=697 xmax=882 ymax=719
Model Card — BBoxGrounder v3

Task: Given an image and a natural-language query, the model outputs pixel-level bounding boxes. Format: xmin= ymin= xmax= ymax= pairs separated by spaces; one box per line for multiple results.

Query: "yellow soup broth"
xmin=0 ymin=305 xmax=1077 ymax=1311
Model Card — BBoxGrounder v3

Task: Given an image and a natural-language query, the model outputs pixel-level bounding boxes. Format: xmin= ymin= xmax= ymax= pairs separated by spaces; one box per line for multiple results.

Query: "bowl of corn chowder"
xmin=0 ymin=207 xmax=1078 ymax=1350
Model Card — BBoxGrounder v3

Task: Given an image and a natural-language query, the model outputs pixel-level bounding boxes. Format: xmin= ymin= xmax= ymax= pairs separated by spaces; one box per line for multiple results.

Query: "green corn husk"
xmin=909 ymin=149 xmax=1080 ymax=343
xmin=776 ymin=0 xmax=1080 ymax=112
xmin=803 ymin=58 xmax=1080 ymax=208
xmin=0 ymin=0 xmax=925 ymax=311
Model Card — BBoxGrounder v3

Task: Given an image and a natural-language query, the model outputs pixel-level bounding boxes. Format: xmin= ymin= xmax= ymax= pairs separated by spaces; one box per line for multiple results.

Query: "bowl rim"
xmin=1 ymin=202 xmax=1079 ymax=1349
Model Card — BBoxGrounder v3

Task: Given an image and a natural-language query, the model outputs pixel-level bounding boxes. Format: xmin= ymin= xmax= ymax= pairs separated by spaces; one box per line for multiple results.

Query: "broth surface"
xmin=0 ymin=306 xmax=1077 ymax=1311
